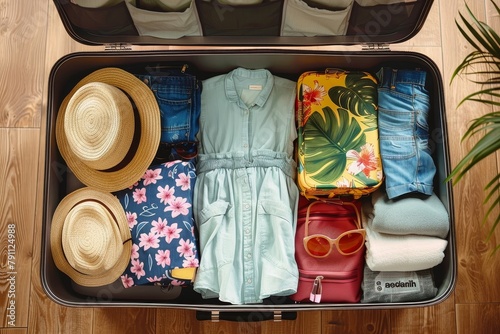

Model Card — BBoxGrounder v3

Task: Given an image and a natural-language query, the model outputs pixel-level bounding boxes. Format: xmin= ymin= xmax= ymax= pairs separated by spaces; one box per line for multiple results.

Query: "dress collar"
xmin=225 ymin=67 xmax=274 ymax=108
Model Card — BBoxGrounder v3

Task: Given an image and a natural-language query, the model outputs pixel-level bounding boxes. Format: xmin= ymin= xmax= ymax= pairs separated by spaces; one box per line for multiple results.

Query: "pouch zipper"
xmin=299 ymin=270 xmax=359 ymax=304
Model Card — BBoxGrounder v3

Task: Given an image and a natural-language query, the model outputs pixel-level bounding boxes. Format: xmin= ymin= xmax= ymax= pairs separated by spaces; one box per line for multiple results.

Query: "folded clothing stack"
xmin=363 ymin=213 xmax=448 ymax=271
xmin=371 ymin=190 xmax=450 ymax=238
xmin=361 ymin=265 xmax=438 ymax=303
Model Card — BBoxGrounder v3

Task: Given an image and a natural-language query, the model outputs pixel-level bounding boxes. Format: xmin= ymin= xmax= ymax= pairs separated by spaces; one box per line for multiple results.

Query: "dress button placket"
xmin=241 ymin=105 xmax=255 ymax=302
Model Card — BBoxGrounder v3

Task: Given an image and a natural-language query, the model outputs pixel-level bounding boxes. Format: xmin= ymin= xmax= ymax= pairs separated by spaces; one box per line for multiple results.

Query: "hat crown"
xmin=64 ymin=82 xmax=135 ymax=170
xmin=62 ymin=201 xmax=123 ymax=276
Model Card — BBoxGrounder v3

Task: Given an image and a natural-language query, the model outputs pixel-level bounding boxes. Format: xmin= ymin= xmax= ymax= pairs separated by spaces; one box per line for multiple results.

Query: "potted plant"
xmin=448 ymin=0 xmax=500 ymax=252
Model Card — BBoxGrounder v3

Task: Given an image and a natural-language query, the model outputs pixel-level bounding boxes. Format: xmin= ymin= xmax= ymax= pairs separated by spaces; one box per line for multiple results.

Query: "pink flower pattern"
xmin=126 ymin=211 xmax=138 ymax=228
xmin=155 ymin=249 xmax=171 ymax=268
xmin=151 ymin=218 xmax=169 ymax=237
xmin=157 ymin=185 xmax=175 ymax=205
xmin=139 ymin=232 xmax=160 ymax=251
xmin=130 ymin=244 xmax=139 ymax=260
xmin=130 ymin=259 xmax=145 ymax=280
xmin=165 ymin=223 xmax=182 ymax=244
xmin=143 ymin=168 xmax=163 ymax=186
xmin=183 ymin=255 xmax=199 ymax=268
xmin=117 ymin=161 xmax=198 ymax=289
xmin=121 ymin=274 xmax=134 ymax=288
xmin=133 ymin=188 xmax=147 ymax=204
xmin=175 ymin=173 xmax=191 ymax=191
xmin=177 ymin=238 xmax=194 ymax=258
xmin=164 ymin=196 xmax=192 ymax=218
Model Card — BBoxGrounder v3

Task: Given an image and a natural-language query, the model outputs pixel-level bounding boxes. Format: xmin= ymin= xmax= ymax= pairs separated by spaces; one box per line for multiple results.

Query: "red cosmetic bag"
xmin=290 ymin=196 xmax=366 ymax=303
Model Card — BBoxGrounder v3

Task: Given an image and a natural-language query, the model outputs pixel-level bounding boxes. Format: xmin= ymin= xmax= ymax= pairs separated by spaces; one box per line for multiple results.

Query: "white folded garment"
xmin=364 ymin=214 xmax=448 ymax=271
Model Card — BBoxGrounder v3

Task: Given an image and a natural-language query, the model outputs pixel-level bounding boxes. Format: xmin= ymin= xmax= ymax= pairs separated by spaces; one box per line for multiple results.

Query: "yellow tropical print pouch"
xmin=296 ymin=69 xmax=383 ymax=199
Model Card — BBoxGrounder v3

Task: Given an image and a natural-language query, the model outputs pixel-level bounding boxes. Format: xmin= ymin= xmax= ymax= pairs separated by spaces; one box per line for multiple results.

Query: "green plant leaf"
xmin=446 ymin=1 xmax=500 ymax=253
xmin=303 ymin=107 xmax=366 ymax=182
xmin=462 ymin=3 xmax=500 ymax=59
xmin=448 ymin=129 xmax=500 ymax=183
xmin=327 ymin=73 xmax=378 ymax=130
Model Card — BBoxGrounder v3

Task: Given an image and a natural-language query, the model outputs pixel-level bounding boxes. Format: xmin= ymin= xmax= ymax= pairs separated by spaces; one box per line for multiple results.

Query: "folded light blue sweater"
xmin=371 ymin=190 xmax=450 ymax=238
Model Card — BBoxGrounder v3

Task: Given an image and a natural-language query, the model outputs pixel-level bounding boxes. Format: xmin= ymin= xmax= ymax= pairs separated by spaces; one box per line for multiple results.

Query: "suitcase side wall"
xmin=42 ymin=50 xmax=455 ymax=309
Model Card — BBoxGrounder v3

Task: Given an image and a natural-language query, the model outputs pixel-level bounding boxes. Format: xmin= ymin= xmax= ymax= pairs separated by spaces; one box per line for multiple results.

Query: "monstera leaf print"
xmin=328 ymin=73 xmax=378 ymax=131
xmin=303 ymin=107 xmax=366 ymax=182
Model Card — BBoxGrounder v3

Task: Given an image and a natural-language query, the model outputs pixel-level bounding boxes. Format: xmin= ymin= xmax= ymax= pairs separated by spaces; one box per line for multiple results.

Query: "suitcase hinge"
xmin=362 ymin=43 xmax=390 ymax=51
xmin=104 ymin=43 xmax=133 ymax=51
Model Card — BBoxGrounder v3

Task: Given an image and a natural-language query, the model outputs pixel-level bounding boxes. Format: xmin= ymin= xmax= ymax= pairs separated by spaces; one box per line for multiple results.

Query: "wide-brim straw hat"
xmin=50 ymin=187 xmax=132 ymax=287
xmin=56 ymin=67 xmax=160 ymax=192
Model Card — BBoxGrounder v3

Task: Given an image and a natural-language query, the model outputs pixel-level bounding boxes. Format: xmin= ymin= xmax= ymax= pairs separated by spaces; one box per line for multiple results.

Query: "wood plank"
xmin=26 ymin=1 xmax=96 ymax=333
xmin=390 ymin=295 xmax=456 ymax=333
xmin=0 ymin=129 xmax=39 ymax=328
xmin=27 ymin=301 xmax=93 ymax=334
xmin=156 ymin=309 xmax=260 ymax=334
xmin=0 ymin=1 xmax=49 ymax=128
xmin=0 ymin=329 xmax=27 ymax=334
xmin=17 ymin=0 xmax=500 ymax=332
xmin=456 ymin=303 xmax=500 ymax=334
xmin=260 ymin=310 xmax=322 ymax=334
xmin=440 ymin=0 xmax=500 ymax=304
xmin=485 ymin=0 xmax=500 ymax=254
xmin=93 ymin=308 xmax=156 ymax=334
xmin=155 ymin=309 xmax=321 ymax=334
xmin=321 ymin=309 xmax=390 ymax=334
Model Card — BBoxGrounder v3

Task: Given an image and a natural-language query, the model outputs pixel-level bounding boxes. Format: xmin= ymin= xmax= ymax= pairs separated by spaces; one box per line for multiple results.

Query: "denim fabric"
xmin=193 ymin=68 xmax=299 ymax=305
xmin=135 ymin=70 xmax=201 ymax=161
xmin=135 ymin=70 xmax=201 ymax=143
xmin=376 ymin=67 xmax=436 ymax=199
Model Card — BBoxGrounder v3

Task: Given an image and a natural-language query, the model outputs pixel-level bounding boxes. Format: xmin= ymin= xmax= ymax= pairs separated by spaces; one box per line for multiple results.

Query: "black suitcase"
xmin=41 ymin=0 xmax=455 ymax=322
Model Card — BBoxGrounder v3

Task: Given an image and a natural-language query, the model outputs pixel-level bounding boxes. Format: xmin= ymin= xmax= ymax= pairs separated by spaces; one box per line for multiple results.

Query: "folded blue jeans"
xmin=376 ymin=67 xmax=436 ymax=199
xmin=136 ymin=69 xmax=202 ymax=160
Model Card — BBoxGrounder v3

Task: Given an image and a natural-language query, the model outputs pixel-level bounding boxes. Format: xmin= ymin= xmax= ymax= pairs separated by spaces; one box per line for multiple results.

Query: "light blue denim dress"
xmin=193 ymin=68 xmax=299 ymax=304
xmin=376 ymin=67 xmax=436 ymax=199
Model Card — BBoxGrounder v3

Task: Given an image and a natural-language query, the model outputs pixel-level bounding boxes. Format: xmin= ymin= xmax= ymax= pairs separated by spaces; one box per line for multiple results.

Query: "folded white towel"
xmin=364 ymin=214 xmax=448 ymax=271
xmin=371 ymin=190 xmax=450 ymax=238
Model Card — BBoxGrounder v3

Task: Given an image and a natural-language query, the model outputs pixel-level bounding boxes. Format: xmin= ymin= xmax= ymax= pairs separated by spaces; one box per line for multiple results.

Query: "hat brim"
xmin=56 ymin=67 xmax=160 ymax=192
xmin=50 ymin=187 xmax=132 ymax=287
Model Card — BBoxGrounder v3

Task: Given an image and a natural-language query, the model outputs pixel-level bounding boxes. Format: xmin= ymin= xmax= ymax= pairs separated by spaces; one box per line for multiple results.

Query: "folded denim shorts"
xmin=376 ymin=67 xmax=436 ymax=199
xmin=135 ymin=69 xmax=202 ymax=160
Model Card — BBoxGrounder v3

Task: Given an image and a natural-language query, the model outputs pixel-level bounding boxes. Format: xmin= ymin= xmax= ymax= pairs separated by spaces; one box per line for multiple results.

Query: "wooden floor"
xmin=1 ymin=0 xmax=500 ymax=333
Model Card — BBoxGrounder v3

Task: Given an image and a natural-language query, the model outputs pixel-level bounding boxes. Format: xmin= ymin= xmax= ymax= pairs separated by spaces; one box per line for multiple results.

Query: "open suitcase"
xmin=41 ymin=0 xmax=456 ymax=322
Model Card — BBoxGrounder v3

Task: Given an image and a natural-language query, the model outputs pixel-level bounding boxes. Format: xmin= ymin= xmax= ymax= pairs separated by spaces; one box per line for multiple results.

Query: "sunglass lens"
xmin=338 ymin=233 xmax=364 ymax=254
xmin=306 ymin=236 xmax=331 ymax=257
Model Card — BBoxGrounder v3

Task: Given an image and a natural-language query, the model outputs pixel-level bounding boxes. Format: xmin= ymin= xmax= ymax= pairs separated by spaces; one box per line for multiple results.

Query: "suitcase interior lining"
xmin=42 ymin=50 xmax=454 ymax=309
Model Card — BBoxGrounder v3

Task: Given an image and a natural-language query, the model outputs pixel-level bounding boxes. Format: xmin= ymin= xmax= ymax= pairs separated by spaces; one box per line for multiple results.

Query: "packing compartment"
xmin=41 ymin=0 xmax=455 ymax=320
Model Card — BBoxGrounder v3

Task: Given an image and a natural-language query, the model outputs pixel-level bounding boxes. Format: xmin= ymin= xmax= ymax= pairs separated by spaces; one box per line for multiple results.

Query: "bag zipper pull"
xmin=309 ymin=276 xmax=324 ymax=303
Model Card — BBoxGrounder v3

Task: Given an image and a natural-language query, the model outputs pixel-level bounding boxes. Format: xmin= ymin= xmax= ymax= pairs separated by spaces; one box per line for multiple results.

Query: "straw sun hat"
xmin=50 ymin=187 xmax=132 ymax=287
xmin=56 ymin=67 xmax=160 ymax=192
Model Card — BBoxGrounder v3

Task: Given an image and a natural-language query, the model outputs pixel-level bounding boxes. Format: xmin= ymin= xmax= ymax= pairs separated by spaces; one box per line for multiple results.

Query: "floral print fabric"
xmin=296 ymin=70 xmax=383 ymax=199
xmin=115 ymin=160 xmax=199 ymax=288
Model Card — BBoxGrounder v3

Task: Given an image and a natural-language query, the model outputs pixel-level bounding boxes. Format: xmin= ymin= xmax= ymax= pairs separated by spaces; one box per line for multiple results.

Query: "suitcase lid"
xmin=53 ymin=0 xmax=433 ymax=47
